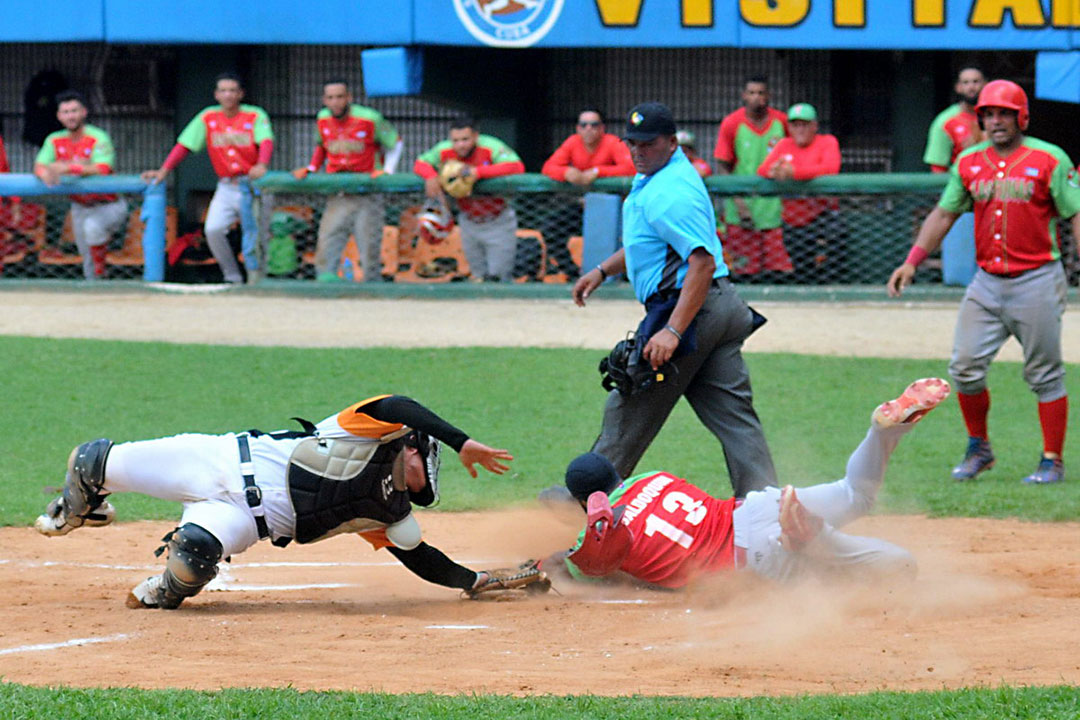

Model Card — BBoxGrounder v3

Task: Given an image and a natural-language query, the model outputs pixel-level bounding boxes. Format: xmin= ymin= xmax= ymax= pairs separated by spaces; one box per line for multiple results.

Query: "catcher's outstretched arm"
xmin=386 ymin=542 xmax=478 ymax=590
xmin=360 ymin=395 xmax=469 ymax=452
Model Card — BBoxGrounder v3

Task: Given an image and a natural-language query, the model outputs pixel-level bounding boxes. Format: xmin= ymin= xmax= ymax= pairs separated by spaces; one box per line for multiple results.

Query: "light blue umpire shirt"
xmin=621 ymin=147 xmax=729 ymax=303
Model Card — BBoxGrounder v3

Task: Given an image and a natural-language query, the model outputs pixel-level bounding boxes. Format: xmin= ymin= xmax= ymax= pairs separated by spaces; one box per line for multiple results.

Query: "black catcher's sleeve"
xmin=360 ymin=395 xmax=470 ymax=452
xmin=386 ymin=542 xmax=478 ymax=590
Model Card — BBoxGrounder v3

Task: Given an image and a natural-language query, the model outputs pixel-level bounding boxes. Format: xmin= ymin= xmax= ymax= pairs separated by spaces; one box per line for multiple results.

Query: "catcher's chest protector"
xmin=287 ymin=437 xmax=412 ymax=544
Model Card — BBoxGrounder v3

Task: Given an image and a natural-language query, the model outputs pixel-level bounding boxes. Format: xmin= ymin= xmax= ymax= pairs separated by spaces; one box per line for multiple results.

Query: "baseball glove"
xmin=439 ymin=159 xmax=477 ymax=199
xmin=465 ymin=559 xmax=552 ymax=599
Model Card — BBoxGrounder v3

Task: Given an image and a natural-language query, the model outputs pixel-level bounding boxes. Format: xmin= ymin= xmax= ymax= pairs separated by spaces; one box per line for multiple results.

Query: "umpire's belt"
xmin=236 ymin=433 xmax=270 ymax=541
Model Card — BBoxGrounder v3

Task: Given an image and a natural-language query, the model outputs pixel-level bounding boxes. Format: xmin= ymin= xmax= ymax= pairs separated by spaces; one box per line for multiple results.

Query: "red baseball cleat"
xmin=872 ymin=378 xmax=951 ymax=428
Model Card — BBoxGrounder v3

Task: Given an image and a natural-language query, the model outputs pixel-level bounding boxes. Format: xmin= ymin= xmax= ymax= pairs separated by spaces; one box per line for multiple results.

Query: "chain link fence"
xmin=253 ymin=172 xmax=1077 ymax=288
xmin=0 ymin=176 xmax=166 ymax=281
xmin=0 ymin=173 xmax=1074 ymax=288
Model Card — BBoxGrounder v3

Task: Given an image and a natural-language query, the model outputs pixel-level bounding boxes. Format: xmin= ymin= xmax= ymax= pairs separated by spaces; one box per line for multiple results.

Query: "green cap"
xmin=787 ymin=103 xmax=818 ymax=122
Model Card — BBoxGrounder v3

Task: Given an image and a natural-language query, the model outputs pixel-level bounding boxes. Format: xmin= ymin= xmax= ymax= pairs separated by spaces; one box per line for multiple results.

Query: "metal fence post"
xmin=140 ymin=182 xmax=167 ymax=282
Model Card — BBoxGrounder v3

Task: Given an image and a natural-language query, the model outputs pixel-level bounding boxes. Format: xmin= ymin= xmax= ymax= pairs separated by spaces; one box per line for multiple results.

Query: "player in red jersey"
xmin=414 ymin=116 xmax=525 ymax=281
xmin=924 ymin=67 xmax=986 ymax=173
xmin=676 ymin=130 xmax=711 ymax=179
xmin=143 ymin=73 xmax=273 ymax=284
xmin=543 ymin=378 xmax=950 ymax=589
xmin=714 ymin=75 xmax=791 ymax=278
xmin=292 ymin=79 xmax=402 ymax=282
xmin=541 ymin=108 xmax=634 ymax=186
xmin=35 ymin=91 xmax=127 ymax=280
xmin=758 ymin=103 xmax=843 ymax=282
xmin=889 ymin=80 xmax=1080 ymax=485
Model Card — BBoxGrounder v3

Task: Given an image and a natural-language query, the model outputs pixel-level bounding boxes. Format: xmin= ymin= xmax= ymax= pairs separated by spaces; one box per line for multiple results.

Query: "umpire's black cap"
xmin=565 ymin=452 xmax=622 ymax=501
xmin=624 ymin=102 xmax=677 ymax=142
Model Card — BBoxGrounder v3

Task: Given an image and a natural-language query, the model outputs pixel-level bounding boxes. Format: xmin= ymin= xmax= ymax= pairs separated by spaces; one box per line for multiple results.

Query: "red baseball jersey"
xmin=939 ymin=137 xmax=1080 ymax=274
xmin=541 ymin=133 xmax=634 ymax=181
xmin=311 ymin=104 xmax=399 ymax=173
xmin=567 ymin=472 xmax=738 ymax=589
xmin=35 ymin=125 xmax=117 ymax=205
xmin=414 ymin=135 xmax=524 ymax=220
xmin=758 ymin=134 xmax=842 ymax=227
xmin=176 ymin=104 xmax=273 ymax=178
xmin=924 ymin=103 xmax=983 ymax=170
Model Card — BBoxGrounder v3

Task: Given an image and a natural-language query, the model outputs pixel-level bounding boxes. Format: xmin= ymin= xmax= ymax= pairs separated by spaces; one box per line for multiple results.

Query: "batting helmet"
xmin=975 ymin=79 xmax=1029 ymax=131
xmin=417 ymin=201 xmax=454 ymax=245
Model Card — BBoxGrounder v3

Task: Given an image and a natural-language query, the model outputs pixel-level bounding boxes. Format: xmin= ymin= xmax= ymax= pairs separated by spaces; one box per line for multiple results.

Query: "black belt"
xmin=648 ymin=277 xmax=725 ymax=304
xmin=237 ymin=434 xmax=270 ymax=540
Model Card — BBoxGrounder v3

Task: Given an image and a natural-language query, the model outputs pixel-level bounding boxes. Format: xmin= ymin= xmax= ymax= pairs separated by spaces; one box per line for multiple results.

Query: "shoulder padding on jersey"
xmin=569 ymin=491 xmax=633 ymax=577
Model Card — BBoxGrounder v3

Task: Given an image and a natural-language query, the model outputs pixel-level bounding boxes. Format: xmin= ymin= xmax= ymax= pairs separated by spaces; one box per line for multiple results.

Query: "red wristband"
xmin=67 ymin=164 xmax=85 ymax=175
xmin=905 ymin=246 xmax=928 ymax=267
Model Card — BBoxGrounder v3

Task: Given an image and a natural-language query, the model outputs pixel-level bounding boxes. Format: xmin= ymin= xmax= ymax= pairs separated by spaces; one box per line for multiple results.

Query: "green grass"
xmin=0 ymin=682 xmax=1078 ymax=719
xmin=3 ymin=336 xmax=1080 ymax=525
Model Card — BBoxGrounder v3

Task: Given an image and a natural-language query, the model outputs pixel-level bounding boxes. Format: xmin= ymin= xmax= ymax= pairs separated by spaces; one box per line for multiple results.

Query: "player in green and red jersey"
xmin=542 ymin=378 xmax=949 ymax=589
xmin=292 ymin=80 xmax=402 ymax=282
xmin=34 ymin=91 xmax=127 ymax=280
xmin=414 ymin=116 xmax=525 ymax=282
xmin=714 ymin=76 xmax=790 ymax=278
xmin=889 ymin=80 xmax=1080 ymax=485
xmin=143 ymin=73 xmax=273 ymax=284
xmin=924 ymin=67 xmax=986 ymax=173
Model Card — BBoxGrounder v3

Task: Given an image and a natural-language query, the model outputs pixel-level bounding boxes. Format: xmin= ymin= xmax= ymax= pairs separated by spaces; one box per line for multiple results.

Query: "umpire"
xmin=572 ymin=102 xmax=777 ymax=498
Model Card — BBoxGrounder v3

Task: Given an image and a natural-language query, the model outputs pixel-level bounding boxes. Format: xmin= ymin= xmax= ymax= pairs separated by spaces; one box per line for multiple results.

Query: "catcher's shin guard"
xmin=129 ymin=524 xmax=223 ymax=609
xmin=62 ymin=438 xmax=113 ymax=519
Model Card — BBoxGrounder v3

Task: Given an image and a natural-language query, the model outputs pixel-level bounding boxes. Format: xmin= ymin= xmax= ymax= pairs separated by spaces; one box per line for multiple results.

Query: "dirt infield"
xmin=3 ymin=288 xmax=1080 ymax=696
xmin=3 ymin=512 xmax=1080 ymax=695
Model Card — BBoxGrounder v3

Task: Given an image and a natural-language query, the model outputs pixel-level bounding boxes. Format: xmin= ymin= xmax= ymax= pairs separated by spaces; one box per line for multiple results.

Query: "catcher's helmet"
xmin=417 ymin=202 xmax=454 ymax=245
xmin=975 ymin=79 xmax=1029 ymax=131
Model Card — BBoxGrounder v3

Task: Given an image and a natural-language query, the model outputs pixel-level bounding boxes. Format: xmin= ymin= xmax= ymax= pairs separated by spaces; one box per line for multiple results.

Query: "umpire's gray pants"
xmin=458 ymin=207 xmax=517 ymax=281
xmin=949 ymin=263 xmax=1067 ymax=401
xmin=734 ymin=422 xmax=915 ymax=584
xmin=314 ymin=194 xmax=383 ymax=279
xmin=591 ymin=279 xmax=777 ymax=498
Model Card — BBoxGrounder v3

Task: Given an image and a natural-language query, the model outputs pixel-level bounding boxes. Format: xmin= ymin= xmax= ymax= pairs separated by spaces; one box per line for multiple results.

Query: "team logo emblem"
xmin=1024 ymin=167 xmax=1039 ymax=177
xmin=452 ymin=0 xmax=564 ymax=48
xmin=630 ymin=111 xmax=644 ymax=126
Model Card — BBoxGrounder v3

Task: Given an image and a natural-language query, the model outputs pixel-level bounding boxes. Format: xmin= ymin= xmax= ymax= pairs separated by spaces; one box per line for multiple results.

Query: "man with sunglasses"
xmin=35 ymin=395 xmax=514 ymax=609
xmin=542 ymin=109 xmax=634 ymax=186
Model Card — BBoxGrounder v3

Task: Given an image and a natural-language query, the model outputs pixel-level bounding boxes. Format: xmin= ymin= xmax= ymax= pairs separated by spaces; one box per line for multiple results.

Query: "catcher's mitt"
xmin=439 ymin=159 xmax=477 ymax=199
xmin=465 ymin=559 xmax=552 ymax=599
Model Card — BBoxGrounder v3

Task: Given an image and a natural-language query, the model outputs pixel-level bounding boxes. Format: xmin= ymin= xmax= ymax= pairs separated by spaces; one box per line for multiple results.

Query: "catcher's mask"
xmin=404 ymin=430 xmax=441 ymax=507
xmin=417 ymin=201 xmax=454 ymax=245
xmin=599 ymin=333 xmax=674 ymax=397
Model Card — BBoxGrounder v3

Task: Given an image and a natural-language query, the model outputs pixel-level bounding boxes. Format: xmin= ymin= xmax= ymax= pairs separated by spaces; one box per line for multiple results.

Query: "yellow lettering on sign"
xmin=913 ymin=0 xmax=946 ymax=26
xmin=594 ymin=0 xmax=643 ymax=26
xmin=834 ymin=0 xmax=865 ymax=26
xmin=740 ymin=0 xmax=810 ymax=26
xmin=969 ymin=0 xmax=1046 ymax=27
xmin=682 ymin=0 xmax=713 ymax=26
xmin=1051 ymin=0 xmax=1080 ymax=28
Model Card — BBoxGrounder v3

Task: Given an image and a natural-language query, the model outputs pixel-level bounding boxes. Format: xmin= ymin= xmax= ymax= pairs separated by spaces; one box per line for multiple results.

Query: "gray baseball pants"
xmin=70 ymin=199 xmax=127 ymax=279
xmin=458 ymin=207 xmax=518 ymax=281
xmin=949 ymin=262 xmax=1067 ymax=401
xmin=314 ymin=194 xmax=383 ymax=279
xmin=733 ymin=421 xmax=915 ymax=584
xmin=591 ymin=279 xmax=777 ymax=498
